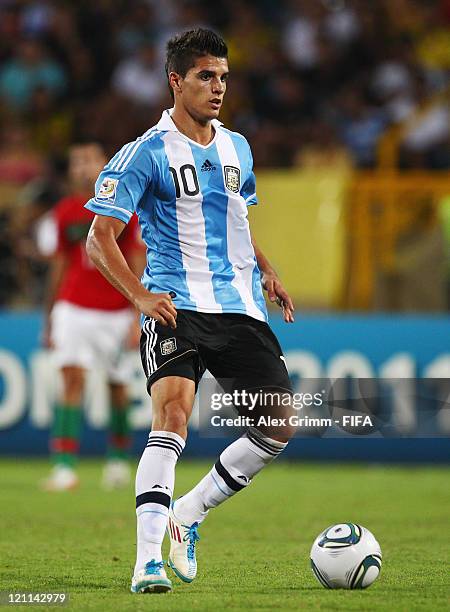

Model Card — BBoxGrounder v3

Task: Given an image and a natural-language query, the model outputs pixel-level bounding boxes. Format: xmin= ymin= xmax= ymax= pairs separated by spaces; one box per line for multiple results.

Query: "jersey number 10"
xmin=169 ymin=165 xmax=200 ymax=198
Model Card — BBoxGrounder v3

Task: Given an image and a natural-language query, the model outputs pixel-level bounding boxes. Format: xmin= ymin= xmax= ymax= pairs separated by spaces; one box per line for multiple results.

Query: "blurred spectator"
xmin=324 ymin=2 xmax=360 ymax=47
xmin=114 ymin=2 xmax=158 ymax=57
xmin=293 ymin=121 xmax=353 ymax=170
xmin=371 ymin=39 xmax=417 ymax=123
xmin=226 ymin=2 xmax=276 ymax=71
xmin=0 ymin=123 xmax=44 ymax=185
xmin=219 ymin=72 xmax=256 ymax=135
xmin=401 ymin=76 xmax=450 ymax=169
xmin=28 ymin=86 xmax=73 ymax=155
xmin=334 ymin=89 xmax=387 ymax=168
xmin=282 ymin=0 xmax=325 ymax=70
xmin=153 ymin=0 xmax=207 ymax=65
xmin=47 ymin=5 xmax=97 ymax=97
xmin=8 ymin=155 xmax=66 ymax=305
xmin=0 ymin=38 xmax=67 ymax=111
xmin=21 ymin=1 xmax=54 ymax=37
xmin=415 ymin=1 xmax=450 ymax=73
xmin=0 ymin=210 xmax=18 ymax=305
xmin=112 ymin=43 xmax=166 ymax=107
xmin=262 ymin=72 xmax=310 ymax=124
xmin=75 ymin=92 xmax=159 ymax=155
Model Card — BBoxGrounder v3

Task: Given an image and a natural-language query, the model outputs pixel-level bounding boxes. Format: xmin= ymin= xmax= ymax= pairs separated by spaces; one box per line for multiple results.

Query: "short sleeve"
xmin=241 ymin=143 xmax=258 ymax=207
xmin=84 ymin=144 xmax=153 ymax=223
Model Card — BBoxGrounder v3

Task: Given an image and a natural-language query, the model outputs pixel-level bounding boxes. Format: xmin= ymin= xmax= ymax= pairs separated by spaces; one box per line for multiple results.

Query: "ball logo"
xmin=318 ymin=523 xmax=362 ymax=548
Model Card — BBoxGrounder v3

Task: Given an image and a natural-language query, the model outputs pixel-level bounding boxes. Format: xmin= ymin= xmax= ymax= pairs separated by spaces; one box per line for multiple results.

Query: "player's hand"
xmin=134 ymin=291 xmax=177 ymax=329
xmin=261 ymin=273 xmax=295 ymax=323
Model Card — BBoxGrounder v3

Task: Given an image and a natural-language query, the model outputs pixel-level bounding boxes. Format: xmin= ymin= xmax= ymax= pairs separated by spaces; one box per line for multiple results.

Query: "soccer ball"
xmin=310 ymin=523 xmax=382 ymax=589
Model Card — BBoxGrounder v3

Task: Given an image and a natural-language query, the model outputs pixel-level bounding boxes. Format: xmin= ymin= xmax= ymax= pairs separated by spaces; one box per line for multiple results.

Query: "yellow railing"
xmin=345 ymin=172 xmax=450 ymax=309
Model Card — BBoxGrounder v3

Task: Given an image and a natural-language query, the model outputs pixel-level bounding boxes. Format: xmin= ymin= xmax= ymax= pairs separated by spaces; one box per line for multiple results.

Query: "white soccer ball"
xmin=310 ymin=523 xmax=382 ymax=589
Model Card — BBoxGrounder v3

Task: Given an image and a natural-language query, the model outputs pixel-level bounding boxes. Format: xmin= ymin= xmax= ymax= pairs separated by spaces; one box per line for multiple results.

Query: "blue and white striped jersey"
xmin=85 ymin=108 xmax=267 ymax=322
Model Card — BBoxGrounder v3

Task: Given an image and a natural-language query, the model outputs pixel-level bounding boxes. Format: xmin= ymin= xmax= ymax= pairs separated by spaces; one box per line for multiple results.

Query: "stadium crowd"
xmin=0 ymin=0 xmax=449 ymax=306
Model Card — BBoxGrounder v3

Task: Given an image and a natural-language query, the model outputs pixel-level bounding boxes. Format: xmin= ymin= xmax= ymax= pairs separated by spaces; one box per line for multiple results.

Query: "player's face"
xmin=69 ymin=144 xmax=106 ymax=191
xmin=176 ymin=55 xmax=229 ymax=123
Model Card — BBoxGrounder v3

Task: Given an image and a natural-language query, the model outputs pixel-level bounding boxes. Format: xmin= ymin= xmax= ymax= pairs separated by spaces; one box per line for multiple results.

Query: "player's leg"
xmin=173 ymin=394 xmax=294 ymax=519
xmin=44 ymin=365 xmax=85 ymax=491
xmin=132 ymin=374 xmax=195 ymax=594
xmin=44 ymin=301 xmax=97 ymax=490
xmin=102 ymin=381 xmax=131 ymax=489
xmin=169 ymin=393 xmax=295 ymax=581
xmin=132 ymin=312 xmax=202 ymax=593
xmin=168 ymin=314 xmax=295 ymax=581
xmin=94 ymin=307 xmax=134 ymax=489
xmin=168 ymin=401 xmax=293 ymax=583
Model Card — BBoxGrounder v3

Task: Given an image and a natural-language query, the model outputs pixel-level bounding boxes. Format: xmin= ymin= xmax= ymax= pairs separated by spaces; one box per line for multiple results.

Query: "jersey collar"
xmin=156 ymin=108 xmax=223 ymax=132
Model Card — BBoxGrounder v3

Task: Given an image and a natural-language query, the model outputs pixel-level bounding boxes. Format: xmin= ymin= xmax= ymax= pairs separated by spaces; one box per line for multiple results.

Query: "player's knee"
xmin=164 ymin=400 xmax=189 ymax=431
xmin=61 ymin=367 xmax=85 ymax=404
xmin=255 ymin=394 xmax=297 ymax=444
xmin=109 ymin=383 xmax=128 ymax=409
xmin=272 ymin=421 xmax=297 ymax=444
xmin=271 ymin=420 xmax=296 ymax=444
xmin=270 ymin=432 xmax=292 ymax=444
xmin=254 ymin=426 xmax=292 ymax=446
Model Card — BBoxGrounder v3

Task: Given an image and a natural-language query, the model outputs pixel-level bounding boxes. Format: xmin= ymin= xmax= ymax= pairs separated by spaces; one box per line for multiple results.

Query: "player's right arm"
xmin=41 ymin=203 xmax=70 ymax=347
xmin=123 ymin=225 xmax=148 ymax=347
xmin=84 ymin=140 xmax=176 ymax=328
xmin=86 ymin=215 xmax=177 ymax=329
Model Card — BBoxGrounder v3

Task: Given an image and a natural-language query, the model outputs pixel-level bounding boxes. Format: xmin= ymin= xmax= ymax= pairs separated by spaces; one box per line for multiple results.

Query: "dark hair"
xmin=68 ymin=140 xmax=106 ymax=165
xmin=165 ymin=28 xmax=228 ymax=97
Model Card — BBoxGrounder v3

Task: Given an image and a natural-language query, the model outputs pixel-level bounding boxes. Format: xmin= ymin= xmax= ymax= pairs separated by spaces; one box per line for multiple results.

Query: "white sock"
xmin=135 ymin=430 xmax=185 ymax=573
xmin=174 ymin=428 xmax=287 ymax=525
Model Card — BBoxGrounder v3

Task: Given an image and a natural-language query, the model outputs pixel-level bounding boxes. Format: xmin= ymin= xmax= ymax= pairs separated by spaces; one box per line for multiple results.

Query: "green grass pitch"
xmin=0 ymin=459 xmax=448 ymax=611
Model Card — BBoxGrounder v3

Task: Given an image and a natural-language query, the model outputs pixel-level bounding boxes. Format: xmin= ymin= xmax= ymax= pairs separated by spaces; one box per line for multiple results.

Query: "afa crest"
xmin=160 ymin=338 xmax=177 ymax=356
xmin=224 ymin=166 xmax=240 ymax=193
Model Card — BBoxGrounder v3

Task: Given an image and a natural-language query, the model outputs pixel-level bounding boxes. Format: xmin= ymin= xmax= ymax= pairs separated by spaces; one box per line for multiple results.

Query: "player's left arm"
xmin=243 ymin=140 xmax=294 ymax=322
xmin=251 ymin=237 xmax=295 ymax=323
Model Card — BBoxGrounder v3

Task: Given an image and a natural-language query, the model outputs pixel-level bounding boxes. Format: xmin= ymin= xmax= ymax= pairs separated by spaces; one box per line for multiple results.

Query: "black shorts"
xmin=140 ymin=310 xmax=292 ymax=395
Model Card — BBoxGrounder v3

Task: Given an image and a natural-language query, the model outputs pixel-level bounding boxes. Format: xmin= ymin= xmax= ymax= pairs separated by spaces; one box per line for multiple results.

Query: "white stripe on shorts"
xmin=150 ymin=319 xmax=158 ymax=373
xmin=144 ymin=319 xmax=157 ymax=375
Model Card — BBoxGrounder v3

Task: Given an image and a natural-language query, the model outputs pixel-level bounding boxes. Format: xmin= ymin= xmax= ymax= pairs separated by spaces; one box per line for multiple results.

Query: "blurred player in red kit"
xmin=42 ymin=141 xmax=145 ymax=491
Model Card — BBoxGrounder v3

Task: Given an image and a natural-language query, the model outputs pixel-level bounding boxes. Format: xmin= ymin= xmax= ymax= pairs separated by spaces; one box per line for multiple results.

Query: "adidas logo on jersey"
xmin=201 ymin=159 xmax=216 ymax=172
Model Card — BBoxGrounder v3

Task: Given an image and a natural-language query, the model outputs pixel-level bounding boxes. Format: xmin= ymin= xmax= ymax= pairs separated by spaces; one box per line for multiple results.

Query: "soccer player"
xmin=42 ymin=141 xmax=145 ymax=491
xmin=85 ymin=29 xmax=295 ymax=593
